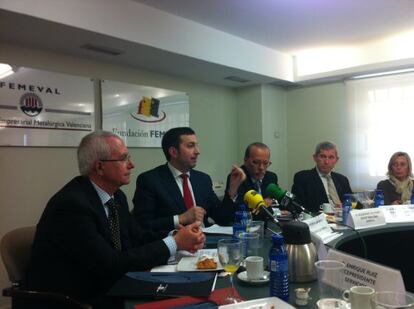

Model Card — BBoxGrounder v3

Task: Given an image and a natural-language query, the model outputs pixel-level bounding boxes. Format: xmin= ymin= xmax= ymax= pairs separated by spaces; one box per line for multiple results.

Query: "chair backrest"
xmin=1 ymin=226 xmax=36 ymax=284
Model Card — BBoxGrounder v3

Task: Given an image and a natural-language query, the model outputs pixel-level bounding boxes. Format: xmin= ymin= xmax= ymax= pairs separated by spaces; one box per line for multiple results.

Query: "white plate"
xmin=219 ymin=296 xmax=296 ymax=308
xmin=177 ymin=254 xmax=223 ymax=272
xmin=237 ymin=271 xmax=269 ymax=285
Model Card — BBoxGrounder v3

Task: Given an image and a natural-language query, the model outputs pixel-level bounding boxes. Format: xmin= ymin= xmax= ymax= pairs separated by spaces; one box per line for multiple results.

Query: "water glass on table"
xmin=217 ymin=238 xmax=243 ymax=304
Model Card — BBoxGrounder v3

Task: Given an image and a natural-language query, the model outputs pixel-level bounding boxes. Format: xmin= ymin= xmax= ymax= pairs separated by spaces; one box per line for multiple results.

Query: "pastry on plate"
xmin=196 ymin=254 xmax=217 ymax=269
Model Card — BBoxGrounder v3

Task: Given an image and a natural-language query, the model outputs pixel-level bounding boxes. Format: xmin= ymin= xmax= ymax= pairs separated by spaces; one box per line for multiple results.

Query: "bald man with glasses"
xmin=224 ymin=142 xmax=278 ymax=220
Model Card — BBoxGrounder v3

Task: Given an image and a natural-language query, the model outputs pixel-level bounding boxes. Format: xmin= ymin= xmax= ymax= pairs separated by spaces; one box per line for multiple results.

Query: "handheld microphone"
xmin=265 ymin=183 xmax=310 ymax=216
xmin=243 ymin=190 xmax=278 ymax=224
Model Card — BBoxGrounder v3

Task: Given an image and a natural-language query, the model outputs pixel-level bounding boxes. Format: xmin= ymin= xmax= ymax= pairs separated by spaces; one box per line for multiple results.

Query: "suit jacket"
xmin=291 ymin=168 xmax=353 ymax=213
xmin=133 ymin=164 xmax=236 ymax=231
xmin=24 ymin=176 xmax=170 ymax=306
xmin=224 ymin=165 xmax=278 ymax=220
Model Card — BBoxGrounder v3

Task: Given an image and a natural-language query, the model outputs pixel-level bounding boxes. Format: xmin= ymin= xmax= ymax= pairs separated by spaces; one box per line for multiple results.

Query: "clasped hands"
xmin=173 ymin=221 xmax=205 ymax=253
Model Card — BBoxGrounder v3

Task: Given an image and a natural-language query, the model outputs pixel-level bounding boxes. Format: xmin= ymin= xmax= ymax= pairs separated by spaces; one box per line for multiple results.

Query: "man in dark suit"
xmin=291 ymin=141 xmax=353 ymax=213
xmin=133 ymin=127 xmax=246 ymax=232
xmin=224 ymin=142 xmax=278 ymax=220
xmin=23 ymin=131 xmax=205 ymax=309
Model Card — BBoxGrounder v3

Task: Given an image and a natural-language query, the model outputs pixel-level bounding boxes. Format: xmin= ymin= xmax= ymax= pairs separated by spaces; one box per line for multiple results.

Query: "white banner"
xmin=0 ymin=66 xmax=94 ymax=146
xmin=102 ymin=80 xmax=189 ymax=147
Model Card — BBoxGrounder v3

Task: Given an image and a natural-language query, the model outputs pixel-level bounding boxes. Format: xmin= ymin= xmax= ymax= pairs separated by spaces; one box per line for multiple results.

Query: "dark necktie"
xmin=180 ymin=174 xmax=194 ymax=209
xmin=106 ymin=198 xmax=122 ymax=250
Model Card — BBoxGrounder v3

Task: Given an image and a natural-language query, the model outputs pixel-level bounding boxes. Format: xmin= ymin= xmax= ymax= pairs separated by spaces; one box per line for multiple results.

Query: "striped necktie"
xmin=106 ymin=198 xmax=122 ymax=250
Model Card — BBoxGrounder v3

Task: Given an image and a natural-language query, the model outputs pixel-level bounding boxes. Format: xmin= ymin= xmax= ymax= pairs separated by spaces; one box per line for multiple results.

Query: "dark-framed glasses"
xmin=100 ymin=154 xmax=131 ymax=163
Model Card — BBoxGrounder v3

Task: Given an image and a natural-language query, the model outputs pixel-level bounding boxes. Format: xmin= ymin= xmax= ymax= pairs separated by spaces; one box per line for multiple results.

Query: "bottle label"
xmin=270 ymin=258 xmax=288 ymax=272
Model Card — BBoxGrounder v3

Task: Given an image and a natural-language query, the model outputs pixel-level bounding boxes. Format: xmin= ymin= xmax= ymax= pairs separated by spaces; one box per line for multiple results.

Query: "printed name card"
xmin=380 ymin=205 xmax=414 ymax=223
xmin=349 ymin=208 xmax=386 ymax=230
xmin=327 ymin=249 xmax=405 ymax=293
xmin=303 ymin=213 xmax=342 ymax=244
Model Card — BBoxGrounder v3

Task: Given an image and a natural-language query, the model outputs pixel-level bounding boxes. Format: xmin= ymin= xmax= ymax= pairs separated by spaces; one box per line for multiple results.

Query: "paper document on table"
xmin=203 ymin=224 xmax=233 ymax=235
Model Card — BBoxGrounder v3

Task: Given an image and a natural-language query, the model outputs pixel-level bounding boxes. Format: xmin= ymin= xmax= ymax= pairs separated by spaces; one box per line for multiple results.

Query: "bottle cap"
xmin=271 ymin=233 xmax=284 ymax=244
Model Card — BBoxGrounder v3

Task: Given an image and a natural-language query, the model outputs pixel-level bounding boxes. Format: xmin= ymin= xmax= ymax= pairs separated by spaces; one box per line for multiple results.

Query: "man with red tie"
xmin=133 ymin=127 xmax=246 ymax=232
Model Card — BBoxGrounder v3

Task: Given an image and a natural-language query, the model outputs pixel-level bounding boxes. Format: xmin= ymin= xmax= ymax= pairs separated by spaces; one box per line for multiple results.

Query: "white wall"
xmin=286 ymin=82 xmax=349 ymax=189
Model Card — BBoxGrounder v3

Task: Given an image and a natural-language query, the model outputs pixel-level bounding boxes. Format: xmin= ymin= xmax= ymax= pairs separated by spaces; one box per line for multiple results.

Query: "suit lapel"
xmin=311 ymin=168 xmax=328 ymax=201
xmin=159 ymin=164 xmax=187 ymax=212
xmin=79 ymin=177 xmax=114 ymax=243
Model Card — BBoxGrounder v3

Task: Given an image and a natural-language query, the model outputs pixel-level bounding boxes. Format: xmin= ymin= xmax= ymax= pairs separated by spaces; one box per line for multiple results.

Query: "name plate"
xmin=327 ymin=249 xmax=405 ymax=293
xmin=381 ymin=205 xmax=414 ymax=223
xmin=303 ymin=213 xmax=342 ymax=244
xmin=349 ymin=208 xmax=386 ymax=230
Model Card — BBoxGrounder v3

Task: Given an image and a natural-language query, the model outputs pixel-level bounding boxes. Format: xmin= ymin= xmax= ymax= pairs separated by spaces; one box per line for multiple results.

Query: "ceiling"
xmin=133 ymin=0 xmax=414 ymax=54
xmin=1 ymin=0 xmax=414 ymax=88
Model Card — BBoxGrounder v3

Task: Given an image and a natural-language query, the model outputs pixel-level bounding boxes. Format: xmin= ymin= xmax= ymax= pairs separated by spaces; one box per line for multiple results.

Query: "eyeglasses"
xmin=100 ymin=154 xmax=131 ymax=163
xmin=251 ymin=160 xmax=272 ymax=168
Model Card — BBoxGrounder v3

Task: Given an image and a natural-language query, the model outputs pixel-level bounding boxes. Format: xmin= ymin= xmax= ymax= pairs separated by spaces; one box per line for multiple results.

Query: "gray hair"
xmin=244 ymin=142 xmax=270 ymax=159
xmin=314 ymin=141 xmax=338 ymax=156
xmin=77 ymin=131 xmax=121 ymax=176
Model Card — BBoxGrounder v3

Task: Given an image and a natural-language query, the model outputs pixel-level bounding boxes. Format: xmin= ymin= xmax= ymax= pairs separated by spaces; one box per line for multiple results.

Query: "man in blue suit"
xmin=133 ymin=127 xmax=246 ymax=232
xmin=23 ymin=131 xmax=205 ymax=309
xmin=291 ymin=141 xmax=353 ymax=213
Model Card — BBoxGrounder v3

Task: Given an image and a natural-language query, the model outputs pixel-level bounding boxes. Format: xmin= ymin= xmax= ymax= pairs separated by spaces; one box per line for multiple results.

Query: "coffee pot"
xmin=282 ymin=221 xmax=317 ymax=283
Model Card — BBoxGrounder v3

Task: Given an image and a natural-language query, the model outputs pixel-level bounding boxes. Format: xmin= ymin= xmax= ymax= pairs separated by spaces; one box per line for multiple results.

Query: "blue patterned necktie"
xmin=106 ymin=198 xmax=122 ymax=250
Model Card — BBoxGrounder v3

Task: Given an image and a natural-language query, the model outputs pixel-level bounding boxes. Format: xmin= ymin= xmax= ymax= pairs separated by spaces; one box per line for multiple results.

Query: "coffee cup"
xmin=320 ymin=203 xmax=335 ymax=215
xmin=245 ymin=256 xmax=263 ymax=280
xmin=342 ymin=285 xmax=375 ymax=309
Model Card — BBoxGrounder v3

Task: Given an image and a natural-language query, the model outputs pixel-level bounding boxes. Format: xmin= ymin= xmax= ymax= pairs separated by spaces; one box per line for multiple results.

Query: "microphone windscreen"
xmin=265 ymin=183 xmax=286 ymax=201
xmin=243 ymin=190 xmax=265 ymax=210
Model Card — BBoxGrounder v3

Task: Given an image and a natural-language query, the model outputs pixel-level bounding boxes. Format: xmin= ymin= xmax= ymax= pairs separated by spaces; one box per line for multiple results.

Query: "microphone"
xmin=265 ymin=183 xmax=310 ymax=216
xmin=243 ymin=190 xmax=278 ymax=224
xmin=243 ymin=190 xmax=267 ymax=212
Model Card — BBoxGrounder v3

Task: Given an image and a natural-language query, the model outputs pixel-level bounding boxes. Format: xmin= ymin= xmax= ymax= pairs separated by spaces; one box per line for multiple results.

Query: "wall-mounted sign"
xmin=0 ymin=66 xmax=94 ymax=146
xmin=102 ymin=80 xmax=189 ymax=147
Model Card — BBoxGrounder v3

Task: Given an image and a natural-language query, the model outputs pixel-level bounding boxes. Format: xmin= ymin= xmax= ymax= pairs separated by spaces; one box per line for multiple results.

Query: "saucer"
xmin=237 ymin=270 xmax=269 ymax=285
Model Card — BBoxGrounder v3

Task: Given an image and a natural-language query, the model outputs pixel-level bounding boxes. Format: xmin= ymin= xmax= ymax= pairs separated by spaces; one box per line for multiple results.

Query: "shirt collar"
xmin=167 ymin=162 xmax=190 ymax=179
xmin=90 ymin=179 xmax=113 ymax=205
xmin=316 ymin=167 xmax=331 ymax=178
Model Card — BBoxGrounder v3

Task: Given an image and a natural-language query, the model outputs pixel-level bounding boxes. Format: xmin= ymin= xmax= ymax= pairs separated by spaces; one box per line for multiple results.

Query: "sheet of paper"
xmin=203 ymin=224 xmax=233 ymax=235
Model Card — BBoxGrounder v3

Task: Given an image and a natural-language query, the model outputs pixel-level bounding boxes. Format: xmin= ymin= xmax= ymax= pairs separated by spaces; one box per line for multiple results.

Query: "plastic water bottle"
xmin=374 ymin=189 xmax=384 ymax=207
xmin=269 ymin=233 xmax=289 ymax=301
xmin=233 ymin=204 xmax=251 ymax=238
xmin=342 ymin=194 xmax=352 ymax=225
xmin=410 ymin=189 xmax=414 ymax=205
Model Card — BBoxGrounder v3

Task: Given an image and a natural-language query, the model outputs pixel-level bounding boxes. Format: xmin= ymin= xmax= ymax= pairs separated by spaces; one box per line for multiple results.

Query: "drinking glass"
xmin=218 ymin=238 xmax=243 ymax=304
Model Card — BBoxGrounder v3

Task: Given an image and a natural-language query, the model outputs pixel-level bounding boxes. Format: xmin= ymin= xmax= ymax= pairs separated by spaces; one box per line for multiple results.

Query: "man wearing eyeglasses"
xmin=224 ymin=142 xmax=278 ymax=219
xmin=133 ymin=127 xmax=246 ymax=232
xmin=23 ymin=131 xmax=205 ymax=309
xmin=291 ymin=141 xmax=353 ymax=213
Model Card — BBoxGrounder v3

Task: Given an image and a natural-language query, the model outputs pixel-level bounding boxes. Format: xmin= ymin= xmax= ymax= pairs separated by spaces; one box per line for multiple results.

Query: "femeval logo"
xmin=20 ymin=93 xmax=43 ymax=117
xmin=130 ymin=96 xmax=166 ymax=123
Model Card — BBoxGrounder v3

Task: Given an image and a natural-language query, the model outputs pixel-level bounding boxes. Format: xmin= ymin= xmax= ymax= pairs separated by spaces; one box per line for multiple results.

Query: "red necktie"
xmin=180 ymin=174 xmax=194 ymax=209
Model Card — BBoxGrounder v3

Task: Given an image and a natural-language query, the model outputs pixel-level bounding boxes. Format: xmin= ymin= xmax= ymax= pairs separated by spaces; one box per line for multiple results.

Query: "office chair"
xmin=1 ymin=226 xmax=91 ymax=309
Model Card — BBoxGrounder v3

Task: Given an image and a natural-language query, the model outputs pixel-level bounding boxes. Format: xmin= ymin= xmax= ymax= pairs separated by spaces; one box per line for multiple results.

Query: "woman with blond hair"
xmin=377 ymin=152 xmax=414 ymax=205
